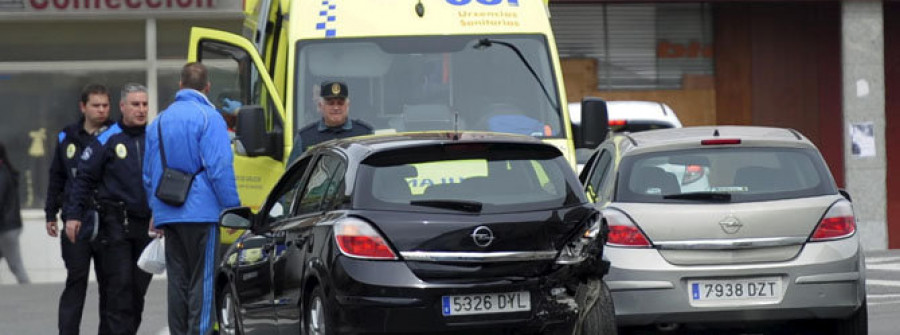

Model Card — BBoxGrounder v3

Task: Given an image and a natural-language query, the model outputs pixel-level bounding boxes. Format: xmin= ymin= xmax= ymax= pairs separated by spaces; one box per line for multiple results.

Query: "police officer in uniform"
xmin=45 ymin=83 xmax=113 ymax=335
xmin=64 ymin=83 xmax=153 ymax=335
xmin=287 ymin=81 xmax=373 ymax=163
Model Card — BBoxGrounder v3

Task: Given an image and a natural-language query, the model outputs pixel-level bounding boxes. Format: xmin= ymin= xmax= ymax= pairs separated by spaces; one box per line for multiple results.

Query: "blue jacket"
xmin=65 ymin=121 xmax=150 ymax=221
xmin=143 ymin=89 xmax=241 ymax=226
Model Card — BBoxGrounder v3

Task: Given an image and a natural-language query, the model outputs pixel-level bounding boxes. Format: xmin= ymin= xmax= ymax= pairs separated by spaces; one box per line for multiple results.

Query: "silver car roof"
xmin=615 ymin=126 xmax=817 ymax=155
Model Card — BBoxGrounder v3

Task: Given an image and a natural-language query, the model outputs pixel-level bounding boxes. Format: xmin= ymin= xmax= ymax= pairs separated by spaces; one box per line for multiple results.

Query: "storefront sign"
xmin=658 ymin=40 xmax=713 ymax=59
xmin=0 ymin=0 xmax=240 ymax=13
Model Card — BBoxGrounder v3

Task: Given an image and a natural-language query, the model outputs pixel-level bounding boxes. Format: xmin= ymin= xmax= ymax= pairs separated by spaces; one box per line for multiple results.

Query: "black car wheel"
xmin=306 ymin=286 xmax=333 ymax=335
xmin=835 ymin=301 xmax=868 ymax=335
xmin=578 ymin=279 xmax=617 ymax=335
xmin=218 ymin=285 xmax=242 ymax=335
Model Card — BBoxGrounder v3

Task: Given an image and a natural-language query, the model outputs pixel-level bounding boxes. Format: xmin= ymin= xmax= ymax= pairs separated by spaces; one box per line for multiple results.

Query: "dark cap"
xmin=320 ymin=81 xmax=348 ymax=99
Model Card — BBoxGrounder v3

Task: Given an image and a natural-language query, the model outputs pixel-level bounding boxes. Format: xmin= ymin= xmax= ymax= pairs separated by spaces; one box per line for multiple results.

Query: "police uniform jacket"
xmin=287 ymin=118 xmax=373 ymax=163
xmin=63 ymin=121 xmax=151 ymax=223
xmin=45 ymin=117 xmax=112 ymax=222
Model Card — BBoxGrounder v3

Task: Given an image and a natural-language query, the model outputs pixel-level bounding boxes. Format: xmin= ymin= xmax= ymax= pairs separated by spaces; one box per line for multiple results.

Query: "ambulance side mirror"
xmin=235 ymin=105 xmax=283 ymax=160
xmin=576 ymin=97 xmax=609 ymax=149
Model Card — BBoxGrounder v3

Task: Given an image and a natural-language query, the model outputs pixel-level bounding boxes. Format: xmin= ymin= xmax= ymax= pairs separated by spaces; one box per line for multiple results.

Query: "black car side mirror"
xmin=220 ymin=206 xmax=254 ymax=229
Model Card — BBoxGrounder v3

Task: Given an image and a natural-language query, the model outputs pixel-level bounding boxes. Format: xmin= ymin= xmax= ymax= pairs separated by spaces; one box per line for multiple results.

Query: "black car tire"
xmin=217 ymin=284 xmax=243 ymax=335
xmin=305 ymin=286 xmax=334 ymax=335
xmin=835 ymin=301 xmax=868 ymax=335
xmin=577 ymin=279 xmax=617 ymax=335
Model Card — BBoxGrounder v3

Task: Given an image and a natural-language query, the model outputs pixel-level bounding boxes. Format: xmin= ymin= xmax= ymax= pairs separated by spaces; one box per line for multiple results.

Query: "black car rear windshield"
xmin=355 ymin=143 xmax=586 ymax=213
xmin=616 ymin=147 xmax=838 ymax=203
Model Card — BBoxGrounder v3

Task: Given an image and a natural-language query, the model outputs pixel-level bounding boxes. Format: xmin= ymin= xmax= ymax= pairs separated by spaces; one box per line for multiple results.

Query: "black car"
xmin=216 ymin=132 xmax=614 ymax=335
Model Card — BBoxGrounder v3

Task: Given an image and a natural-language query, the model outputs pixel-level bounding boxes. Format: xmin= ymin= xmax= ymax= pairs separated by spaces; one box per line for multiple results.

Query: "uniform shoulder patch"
xmin=97 ymin=124 xmax=122 ymax=146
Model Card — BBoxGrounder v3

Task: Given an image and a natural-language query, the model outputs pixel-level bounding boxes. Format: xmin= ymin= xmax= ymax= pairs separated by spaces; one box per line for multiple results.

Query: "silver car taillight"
xmin=602 ymin=208 xmax=652 ymax=248
xmin=809 ymin=200 xmax=856 ymax=242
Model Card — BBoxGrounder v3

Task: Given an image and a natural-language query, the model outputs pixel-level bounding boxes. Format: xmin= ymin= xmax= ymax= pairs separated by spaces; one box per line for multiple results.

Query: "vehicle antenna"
xmin=713 ymin=129 xmax=720 ymax=137
xmin=454 ymin=112 xmax=460 ymax=140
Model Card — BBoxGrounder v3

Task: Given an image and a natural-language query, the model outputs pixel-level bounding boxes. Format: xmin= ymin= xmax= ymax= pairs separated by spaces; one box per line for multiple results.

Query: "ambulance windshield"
xmin=294 ymin=34 xmax=563 ymax=138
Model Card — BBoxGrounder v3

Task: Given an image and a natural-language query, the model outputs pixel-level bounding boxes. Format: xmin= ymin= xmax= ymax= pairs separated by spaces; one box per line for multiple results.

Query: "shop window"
xmin=156 ymin=19 xmax=243 ymax=60
xmin=0 ymin=21 xmax=144 ymax=61
xmin=550 ymin=3 xmax=714 ymax=90
xmin=0 ymin=70 xmax=145 ymax=209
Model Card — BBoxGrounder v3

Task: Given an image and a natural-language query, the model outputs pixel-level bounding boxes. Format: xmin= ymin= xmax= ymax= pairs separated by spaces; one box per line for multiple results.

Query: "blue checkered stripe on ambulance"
xmin=315 ymin=0 xmax=338 ymax=38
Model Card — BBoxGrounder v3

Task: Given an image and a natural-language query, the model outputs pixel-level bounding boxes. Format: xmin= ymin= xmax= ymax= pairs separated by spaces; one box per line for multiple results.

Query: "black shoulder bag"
xmin=154 ymin=118 xmax=201 ymax=207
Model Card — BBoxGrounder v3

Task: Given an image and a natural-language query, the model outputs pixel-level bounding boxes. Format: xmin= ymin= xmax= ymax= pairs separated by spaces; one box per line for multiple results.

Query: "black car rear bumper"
xmin=326 ymin=257 xmax=581 ymax=334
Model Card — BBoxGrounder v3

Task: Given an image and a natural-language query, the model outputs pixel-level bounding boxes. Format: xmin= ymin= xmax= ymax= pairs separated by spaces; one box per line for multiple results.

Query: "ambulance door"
xmin=188 ymin=28 xmax=288 ymax=243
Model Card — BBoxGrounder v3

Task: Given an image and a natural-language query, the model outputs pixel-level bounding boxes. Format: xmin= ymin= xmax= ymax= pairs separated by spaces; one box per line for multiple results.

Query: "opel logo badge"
xmin=719 ymin=215 xmax=743 ymax=234
xmin=471 ymin=226 xmax=494 ymax=248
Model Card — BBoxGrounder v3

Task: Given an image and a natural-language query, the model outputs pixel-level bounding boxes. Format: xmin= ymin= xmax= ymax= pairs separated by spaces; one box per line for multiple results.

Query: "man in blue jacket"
xmin=64 ymin=83 xmax=153 ymax=335
xmin=142 ymin=62 xmax=240 ymax=335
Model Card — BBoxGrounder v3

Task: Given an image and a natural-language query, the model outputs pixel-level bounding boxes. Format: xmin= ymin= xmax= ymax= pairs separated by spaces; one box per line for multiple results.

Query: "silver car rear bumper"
xmin=605 ymin=237 xmax=866 ymax=326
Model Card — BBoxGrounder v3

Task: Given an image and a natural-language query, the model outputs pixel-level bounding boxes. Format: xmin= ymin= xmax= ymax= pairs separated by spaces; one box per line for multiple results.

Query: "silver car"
xmin=578 ymin=126 xmax=866 ymax=334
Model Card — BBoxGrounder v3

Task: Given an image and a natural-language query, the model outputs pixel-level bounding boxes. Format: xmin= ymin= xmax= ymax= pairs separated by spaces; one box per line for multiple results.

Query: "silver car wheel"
xmin=219 ymin=291 xmax=237 ymax=335
xmin=309 ymin=295 xmax=326 ymax=335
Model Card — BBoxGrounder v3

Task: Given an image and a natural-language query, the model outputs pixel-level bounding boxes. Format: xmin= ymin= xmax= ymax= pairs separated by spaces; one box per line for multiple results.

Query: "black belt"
xmin=98 ymin=201 xmax=150 ymax=224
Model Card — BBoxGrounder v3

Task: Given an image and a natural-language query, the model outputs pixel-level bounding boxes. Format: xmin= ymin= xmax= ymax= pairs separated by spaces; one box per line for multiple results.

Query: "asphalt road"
xmin=2 ymin=250 xmax=900 ymax=335
xmin=0 ymin=278 xmax=168 ymax=335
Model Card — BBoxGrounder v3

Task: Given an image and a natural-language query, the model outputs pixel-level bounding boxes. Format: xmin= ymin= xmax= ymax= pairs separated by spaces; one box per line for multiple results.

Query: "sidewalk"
xmin=0 ymin=209 xmax=166 ymax=285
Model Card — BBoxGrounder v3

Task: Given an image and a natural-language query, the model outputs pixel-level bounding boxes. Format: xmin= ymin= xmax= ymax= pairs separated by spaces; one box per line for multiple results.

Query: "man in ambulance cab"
xmin=287 ymin=81 xmax=373 ymax=163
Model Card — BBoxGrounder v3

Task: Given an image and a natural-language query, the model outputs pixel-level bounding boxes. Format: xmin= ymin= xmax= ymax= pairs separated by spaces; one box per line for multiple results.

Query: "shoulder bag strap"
xmin=157 ymin=117 xmax=168 ymax=170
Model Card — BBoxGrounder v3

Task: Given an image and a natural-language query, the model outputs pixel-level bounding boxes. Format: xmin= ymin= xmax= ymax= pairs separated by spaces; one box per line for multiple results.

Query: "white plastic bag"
xmin=137 ymin=237 xmax=166 ymax=274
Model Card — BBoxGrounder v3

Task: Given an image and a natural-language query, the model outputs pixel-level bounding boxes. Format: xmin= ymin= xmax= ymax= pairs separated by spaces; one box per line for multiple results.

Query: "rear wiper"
xmin=410 ymin=200 xmax=483 ymax=213
xmin=663 ymin=192 xmax=732 ymax=202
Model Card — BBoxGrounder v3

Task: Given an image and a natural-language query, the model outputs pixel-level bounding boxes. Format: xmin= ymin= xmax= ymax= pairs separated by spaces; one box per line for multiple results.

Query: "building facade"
xmin=1 ymin=0 xmax=896 ymax=249
xmin=551 ymin=0 xmax=893 ymax=249
xmin=0 ymin=1 xmax=243 ymax=210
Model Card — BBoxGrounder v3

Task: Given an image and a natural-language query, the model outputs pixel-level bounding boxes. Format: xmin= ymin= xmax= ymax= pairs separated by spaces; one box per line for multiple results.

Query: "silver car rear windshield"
xmin=611 ymin=121 xmax=675 ymax=133
xmin=616 ymin=147 xmax=838 ymax=203
xmin=355 ymin=143 xmax=585 ymax=213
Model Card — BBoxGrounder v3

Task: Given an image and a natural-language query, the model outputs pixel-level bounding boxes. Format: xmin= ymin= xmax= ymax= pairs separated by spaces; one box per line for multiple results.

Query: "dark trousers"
xmin=58 ymin=228 xmax=107 ymax=335
xmin=98 ymin=207 xmax=154 ymax=335
xmin=164 ymin=223 xmax=218 ymax=335
xmin=127 ymin=235 xmax=153 ymax=333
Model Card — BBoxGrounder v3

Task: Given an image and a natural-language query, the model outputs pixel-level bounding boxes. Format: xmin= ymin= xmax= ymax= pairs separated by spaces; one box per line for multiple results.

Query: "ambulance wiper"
xmin=474 ymin=38 xmax=559 ymax=112
xmin=410 ymin=199 xmax=483 ymax=213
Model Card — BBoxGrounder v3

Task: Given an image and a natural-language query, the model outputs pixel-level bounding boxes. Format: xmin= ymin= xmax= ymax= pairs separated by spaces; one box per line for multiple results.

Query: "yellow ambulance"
xmin=187 ymin=0 xmax=608 ymax=243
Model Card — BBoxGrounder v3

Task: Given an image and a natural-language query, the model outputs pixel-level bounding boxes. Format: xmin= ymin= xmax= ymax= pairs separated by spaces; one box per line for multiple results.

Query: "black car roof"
xmin=321 ymin=131 xmax=547 ymax=153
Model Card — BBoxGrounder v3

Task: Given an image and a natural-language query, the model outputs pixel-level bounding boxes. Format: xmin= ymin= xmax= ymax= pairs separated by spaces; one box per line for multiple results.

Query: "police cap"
xmin=320 ymin=81 xmax=348 ymax=99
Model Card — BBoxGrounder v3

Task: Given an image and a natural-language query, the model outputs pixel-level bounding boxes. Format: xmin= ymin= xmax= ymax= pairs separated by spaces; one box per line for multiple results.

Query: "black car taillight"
xmin=334 ymin=218 xmax=398 ymax=260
